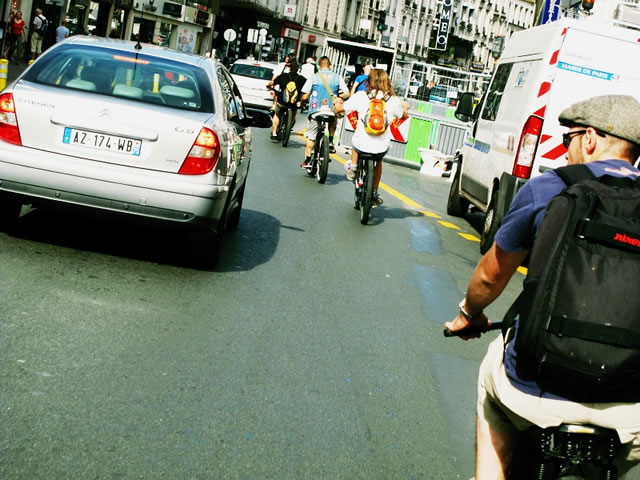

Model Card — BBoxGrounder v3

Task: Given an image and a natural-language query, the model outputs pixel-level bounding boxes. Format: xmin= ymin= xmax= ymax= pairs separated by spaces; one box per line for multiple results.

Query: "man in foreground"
xmin=445 ymin=95 xmax=640 ymax=479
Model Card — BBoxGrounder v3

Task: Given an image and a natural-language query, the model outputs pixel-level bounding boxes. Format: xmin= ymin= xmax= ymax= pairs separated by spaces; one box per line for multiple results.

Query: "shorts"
xmin=352 ymin=146 xmax=388 ymax=159
xmin=30 ymin=32 xmax=43 ymax=54
xmin=478 ymin=335 xmax=640 ymax=467
xmin=274 ymin=102 xmax=297 ymax=116
xmin=305 ymin=115 xmax=337 ymax=140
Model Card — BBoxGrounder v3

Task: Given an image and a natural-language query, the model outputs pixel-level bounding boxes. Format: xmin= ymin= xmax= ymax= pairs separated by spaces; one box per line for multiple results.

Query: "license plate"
xmin=62 ymin=127 xmax=142 ymax=156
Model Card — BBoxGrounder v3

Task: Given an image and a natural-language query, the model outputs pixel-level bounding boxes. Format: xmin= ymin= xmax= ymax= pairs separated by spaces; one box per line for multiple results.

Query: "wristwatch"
xmin=458 ymin=298 xmax=482 ymax=321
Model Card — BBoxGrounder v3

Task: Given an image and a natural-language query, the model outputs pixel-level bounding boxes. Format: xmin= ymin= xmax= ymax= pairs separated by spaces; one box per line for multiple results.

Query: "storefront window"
xmin=158 ymin=23 xmax=172 ymax=47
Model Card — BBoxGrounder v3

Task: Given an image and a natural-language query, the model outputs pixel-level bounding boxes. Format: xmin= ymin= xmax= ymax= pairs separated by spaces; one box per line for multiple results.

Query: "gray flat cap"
xmin=558 ymin=95 xmax=640 ymax=145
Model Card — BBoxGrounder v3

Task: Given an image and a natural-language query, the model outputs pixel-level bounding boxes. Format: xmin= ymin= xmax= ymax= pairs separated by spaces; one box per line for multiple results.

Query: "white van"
xmin=447 ymin=17 xmax=640 ymax=252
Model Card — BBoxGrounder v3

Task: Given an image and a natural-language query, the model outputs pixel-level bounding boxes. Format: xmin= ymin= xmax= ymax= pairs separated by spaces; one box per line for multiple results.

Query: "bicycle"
xmin=303 ymin=109 xmax=334 ymax=184
xmin=276 ymin=104 xmax=294 ymax=147
xmin=444 ymin=323 xmax=622 ymax=479
xmin=353 ymin=151 xmax=384 ymax=225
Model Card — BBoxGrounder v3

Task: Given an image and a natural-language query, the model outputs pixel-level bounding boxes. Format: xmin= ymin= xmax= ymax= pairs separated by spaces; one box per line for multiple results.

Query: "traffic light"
xmin=582 ymin=0 xmax=595 ymax=10
xmin=378 ymin=10 xmax=387 ymax=31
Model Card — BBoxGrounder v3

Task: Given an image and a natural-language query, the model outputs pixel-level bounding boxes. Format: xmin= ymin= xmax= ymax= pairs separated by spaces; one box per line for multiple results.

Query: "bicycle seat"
xmin=310 ymin=109 xmax=335 ymax=122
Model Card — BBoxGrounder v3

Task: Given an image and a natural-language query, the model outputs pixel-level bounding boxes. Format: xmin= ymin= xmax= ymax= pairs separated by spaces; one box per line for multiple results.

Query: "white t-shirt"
xmin=343 ymin=90 xmax=404 ymax=154
xmin=299 ymin=63 xmax=315 ymax=80
xmin=272 ymin=62 xmax=289 ymax=78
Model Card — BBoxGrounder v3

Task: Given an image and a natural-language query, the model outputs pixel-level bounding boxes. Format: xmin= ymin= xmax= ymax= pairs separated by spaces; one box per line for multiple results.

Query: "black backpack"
xmin=504 ymin=164 xmax=640 ymax=402
xmin=35 ymin=15 xmax=48 ymax=36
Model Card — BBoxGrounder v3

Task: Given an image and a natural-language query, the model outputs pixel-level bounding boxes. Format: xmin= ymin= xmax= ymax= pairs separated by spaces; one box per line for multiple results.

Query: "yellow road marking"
xmin=458 ymin=233 xmax=480 ymax=242
xmin=327 ymin=151 xmax=525 ymax=274
xmin=438 ymin=221 xmax=460 ymax=230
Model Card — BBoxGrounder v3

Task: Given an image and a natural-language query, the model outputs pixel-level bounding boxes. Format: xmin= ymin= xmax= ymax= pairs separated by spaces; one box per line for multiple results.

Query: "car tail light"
xmin=179 ymin=127 xmax=220 ymax=175
xmin=0 ymin=93 xmax=22 ymax=146
xmin=512 ymin=115 xmax=543 ymax=179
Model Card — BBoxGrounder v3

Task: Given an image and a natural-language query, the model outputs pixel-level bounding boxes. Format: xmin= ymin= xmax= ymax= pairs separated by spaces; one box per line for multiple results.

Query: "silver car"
xmin=0 ymin=37 xmax=270 ymax=268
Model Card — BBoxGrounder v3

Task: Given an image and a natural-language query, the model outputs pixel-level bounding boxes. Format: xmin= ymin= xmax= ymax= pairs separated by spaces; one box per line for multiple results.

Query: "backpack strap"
xmin=554 ymin=164 xmax=595 ymax=186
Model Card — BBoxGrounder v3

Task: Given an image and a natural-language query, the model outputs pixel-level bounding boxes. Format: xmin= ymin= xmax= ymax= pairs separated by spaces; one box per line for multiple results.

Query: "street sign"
xmin=434 ymin=0 xmax=452 ymax=51
xmin=223 ymin=28 xmax=236 ymax=42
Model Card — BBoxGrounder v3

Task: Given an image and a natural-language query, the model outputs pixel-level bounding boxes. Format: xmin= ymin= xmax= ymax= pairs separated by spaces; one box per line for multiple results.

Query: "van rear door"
xmin=535 ymin=25 xmax=640 ymax=173
xmin=461 ymin=59 xmax=543 ymax=208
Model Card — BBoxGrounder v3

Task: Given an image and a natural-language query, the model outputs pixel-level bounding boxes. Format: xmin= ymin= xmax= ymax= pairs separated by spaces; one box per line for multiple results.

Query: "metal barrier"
xmin=337 ymin=99 xmax=468 ymax=169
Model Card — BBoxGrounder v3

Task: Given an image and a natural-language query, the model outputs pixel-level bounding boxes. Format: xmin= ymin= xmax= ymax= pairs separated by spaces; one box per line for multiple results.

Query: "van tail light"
xmin=512 ymin=115 xmax=543 ymax=179
xmin=0 ymin=93 xmax=22 ymax=146
xmin=178 ymin=127 xmax=220 ymax=175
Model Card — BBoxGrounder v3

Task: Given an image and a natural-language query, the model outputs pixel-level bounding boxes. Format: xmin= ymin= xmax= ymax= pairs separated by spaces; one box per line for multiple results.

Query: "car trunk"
xmin=13 ymin=83 xmax=210 ymax=174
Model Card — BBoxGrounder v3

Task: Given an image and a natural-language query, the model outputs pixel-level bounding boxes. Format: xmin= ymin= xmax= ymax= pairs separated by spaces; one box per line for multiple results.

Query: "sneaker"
xmin=270 ymin=133 xmax=278 ymax=141
xmin=329 ymin=143 xmax=336 ymax=154
xmin=373 ymin=193 xmax=384 ymax=207
xmin=300 ymin=161 xmax=311 ymax=169
xmin=345 ymin=161 xmax=357 ymax=181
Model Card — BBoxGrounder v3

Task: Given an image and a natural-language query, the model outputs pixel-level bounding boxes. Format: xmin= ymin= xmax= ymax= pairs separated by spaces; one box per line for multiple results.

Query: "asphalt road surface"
xmin=0 ymin=125 xmax=524 ymax=479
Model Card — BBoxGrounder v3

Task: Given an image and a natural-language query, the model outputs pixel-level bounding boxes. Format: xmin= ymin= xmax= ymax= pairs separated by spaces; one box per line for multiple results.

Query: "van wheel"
xmin=480 ymin=192 xmax=500 ymax=254
xmin=446 ymin=166 xmax=469 ymax=217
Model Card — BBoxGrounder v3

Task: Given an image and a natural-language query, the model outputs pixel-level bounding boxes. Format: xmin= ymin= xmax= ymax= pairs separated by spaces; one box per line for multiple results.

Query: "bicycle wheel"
xmin=316 ymin=134 xmax=329 ymax=184
xmin=360 ymin=159 xmax=374 ymax=224
xmin=281 ymin=108 xmax=292 ymax=147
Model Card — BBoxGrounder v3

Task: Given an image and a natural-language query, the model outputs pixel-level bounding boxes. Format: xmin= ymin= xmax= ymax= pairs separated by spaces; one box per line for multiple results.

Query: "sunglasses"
xmin=562 ymin=129 xmax=607 ymax=148
xmin=562 ymin=130 xmax=587 ymax=148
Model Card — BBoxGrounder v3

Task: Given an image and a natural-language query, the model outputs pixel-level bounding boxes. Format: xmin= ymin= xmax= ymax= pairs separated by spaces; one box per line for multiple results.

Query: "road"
xmin=0 ymin=126 xmax=523 ymax=479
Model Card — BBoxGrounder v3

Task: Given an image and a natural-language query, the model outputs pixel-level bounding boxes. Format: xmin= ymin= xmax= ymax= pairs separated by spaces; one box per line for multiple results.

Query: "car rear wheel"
xmin=480 ymin=191 xmax=500 ymax=254
xmin=190 ymin=227 xmax=223 ymax=271
xmin=0 ymin=195 xmax=22 ymax=233
xmin=226 ymin=183 xmax=246 ymax=231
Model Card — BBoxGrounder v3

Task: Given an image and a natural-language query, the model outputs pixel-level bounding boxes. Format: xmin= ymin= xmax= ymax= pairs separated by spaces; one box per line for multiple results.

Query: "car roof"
xmin=61 ymin=36 xmax=214 ymax=67
xmin=232 ymin=59 xmax=278 ymax=68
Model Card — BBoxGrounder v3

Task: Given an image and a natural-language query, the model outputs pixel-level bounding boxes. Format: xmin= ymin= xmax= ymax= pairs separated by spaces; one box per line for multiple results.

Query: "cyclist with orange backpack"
xmin=269 ymin=60 xmax=307 ymax=141
xmin=339 ymin=69 xmax=409 ymax=206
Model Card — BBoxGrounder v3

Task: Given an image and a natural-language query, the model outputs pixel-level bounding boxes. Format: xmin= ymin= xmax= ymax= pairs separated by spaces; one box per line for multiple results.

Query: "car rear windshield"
xmin=230 ymin=63 xmax=273 ymax=80
xmin=23 ymin=44 xmax=214 ymax=113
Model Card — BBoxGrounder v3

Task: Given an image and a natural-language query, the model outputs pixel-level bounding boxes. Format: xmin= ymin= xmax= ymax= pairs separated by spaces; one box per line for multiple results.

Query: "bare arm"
xmin=444 ymin=243 xmax=528 ymax=339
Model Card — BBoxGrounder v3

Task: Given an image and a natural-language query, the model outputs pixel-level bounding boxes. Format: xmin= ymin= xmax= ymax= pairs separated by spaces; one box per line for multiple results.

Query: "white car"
xmin=229 ymin=59 xmax=278 ymax=110
xmin=0 ymin=36 xmax=271 ymax=268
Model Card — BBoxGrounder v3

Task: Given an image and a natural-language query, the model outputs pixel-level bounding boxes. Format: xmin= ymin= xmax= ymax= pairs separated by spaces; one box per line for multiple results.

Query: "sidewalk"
xmin=6 ymin=61 xmax=30 ymax=85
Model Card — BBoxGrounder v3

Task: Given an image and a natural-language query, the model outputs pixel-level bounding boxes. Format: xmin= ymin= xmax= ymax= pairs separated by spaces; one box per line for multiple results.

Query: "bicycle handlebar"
xmin=443 ymin=322 xmax=503 ymax=338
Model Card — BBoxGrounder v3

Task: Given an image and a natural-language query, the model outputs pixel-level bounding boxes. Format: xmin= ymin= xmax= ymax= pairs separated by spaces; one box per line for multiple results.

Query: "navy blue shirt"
xmin=496 ymin=159 xmax=640 ymax=396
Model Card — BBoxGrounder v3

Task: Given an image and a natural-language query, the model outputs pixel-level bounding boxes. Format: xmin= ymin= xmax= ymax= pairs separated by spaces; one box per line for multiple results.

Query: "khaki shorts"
xmin=304 ymin=115 xmax=336 ymax=140
xmin=478 ymin=335 xmax=640 ymax=468
xmin=30 ymin=33 xmax=43 ymax=54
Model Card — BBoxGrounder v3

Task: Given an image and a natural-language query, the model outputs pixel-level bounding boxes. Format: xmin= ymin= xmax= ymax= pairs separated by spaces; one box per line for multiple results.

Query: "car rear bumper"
xmin=241 ymin=91 xmax=273 ymax=110
xmin=0 ymin=146 xmax=231 ymax=229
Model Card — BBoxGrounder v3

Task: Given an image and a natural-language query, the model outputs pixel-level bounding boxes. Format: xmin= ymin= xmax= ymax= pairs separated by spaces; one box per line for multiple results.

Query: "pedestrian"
xmin=30 ymin=8 xmax=46 ymax=60
xmin=444 ymin=94 xmax=640 ymax=479
xmin=7 ymin=11 xmax=26 ymax=65
xmin=416 ymin=80 xmax=434 ymax=102
xmin=55 ymin=19 xmax=70 ymax=43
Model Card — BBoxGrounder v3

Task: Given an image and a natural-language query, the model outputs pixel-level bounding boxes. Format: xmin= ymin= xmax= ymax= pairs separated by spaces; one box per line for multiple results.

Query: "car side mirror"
xmin=245 ymin=109 xmax=272 ymax=128
xmin=455 ymin=92 xmax=475 ymax=123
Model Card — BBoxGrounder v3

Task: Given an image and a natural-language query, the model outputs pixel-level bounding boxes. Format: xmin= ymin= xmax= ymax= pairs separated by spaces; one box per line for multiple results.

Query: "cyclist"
xmin=269 ymin=60 xmax=307 ymax=141
xmin=267 ymin=55 xmax=291 ymax=112
xmin=339 ymin=68 xmax=409 ymax=206
xmin=444 ymin=95 xmax=640 ymax=480
xmin=349 ymin=63 xmax=372 ymax=97
xmin=299 ymin=56 xmax=349 ymax=168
